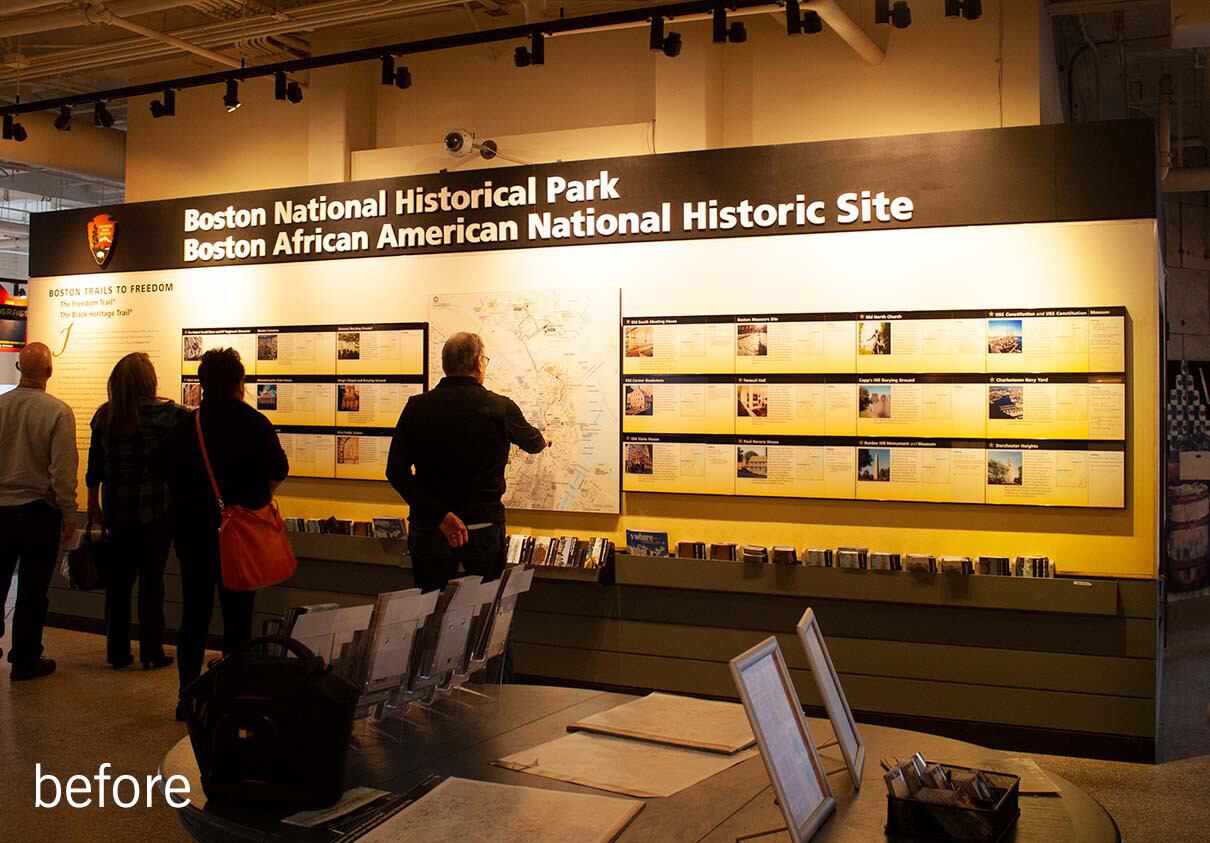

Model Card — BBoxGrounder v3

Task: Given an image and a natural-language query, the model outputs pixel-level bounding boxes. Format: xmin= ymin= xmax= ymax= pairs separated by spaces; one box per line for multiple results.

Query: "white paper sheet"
xmin=495 ymin=731 xmax=758 ymax=798
xmin=352 ymin=777 xmax=643 ymax=843
xmin=568 ymin=692 xmax=755 ymax=753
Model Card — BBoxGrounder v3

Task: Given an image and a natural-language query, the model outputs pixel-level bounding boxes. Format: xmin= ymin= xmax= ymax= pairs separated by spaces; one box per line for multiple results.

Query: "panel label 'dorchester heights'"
xmin=428 ymin=290 xmax=620 ymax=514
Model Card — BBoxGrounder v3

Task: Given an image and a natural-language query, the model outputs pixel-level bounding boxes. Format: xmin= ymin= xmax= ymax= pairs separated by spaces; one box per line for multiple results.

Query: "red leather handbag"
xmin=195 ymin=411 xmax=297 ymax=591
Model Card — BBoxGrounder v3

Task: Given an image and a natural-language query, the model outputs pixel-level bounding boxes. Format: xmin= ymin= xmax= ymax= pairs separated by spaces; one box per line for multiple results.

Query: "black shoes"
xmin=175 ymin=701 xmax=187 ymax=722
xmin=144 ymin=655 xmax=175 ymax=671
xmin=11 ymin=658 xmax=56 ymax=681
xmin=110 ymin=655 xmax=135 ymax=670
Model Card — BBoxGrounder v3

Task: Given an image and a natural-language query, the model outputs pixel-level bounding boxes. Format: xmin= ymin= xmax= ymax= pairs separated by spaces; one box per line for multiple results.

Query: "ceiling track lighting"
xmin=2 ymin=114 xmax=26 ymax=142
xmin=94 ymin=100 xmax=114 ymax=128
xmin=514 ymin=31 xmax=545 ymax=67
xmin=380 ymin=55 xmax=412 ymax=89
xmin=274 ymin=72 xmax=304 ymax=103
xmin=649 ymin=17 xmax=682 ymax=58
xmin=149 ymin=88 xmax=175 ymax=118
xmin=944 ymin=0 xmax=981 ymax=20
xmin=223 ymin=78 xmax=241 ymax=112
xmin=5 ymin=0 xmax=840 ymax=130
xmin=53 ymin=104 xmax=71 ymax=131
xmin=875 ymin=0 xmax=911 ymax=28
xmin=712 ymin=7 xmax=746 ymax=44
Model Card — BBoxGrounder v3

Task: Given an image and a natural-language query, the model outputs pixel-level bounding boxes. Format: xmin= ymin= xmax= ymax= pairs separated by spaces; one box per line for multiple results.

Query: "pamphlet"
xmin=625 ymin=530 xmax=670 ymax=557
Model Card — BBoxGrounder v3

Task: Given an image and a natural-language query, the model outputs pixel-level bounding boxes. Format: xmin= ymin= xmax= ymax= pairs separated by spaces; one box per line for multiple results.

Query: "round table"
xmin=161 ymin=685 xmax=1120 ymax=843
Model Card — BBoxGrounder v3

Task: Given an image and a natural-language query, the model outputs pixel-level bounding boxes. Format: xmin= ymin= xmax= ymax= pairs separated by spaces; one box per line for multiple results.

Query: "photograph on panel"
xmin=858 ymin=320 xmax=891 ymax=355
xmin=736 ymin=323 xmax=768 ymax=356
xmin=858 ymin=384 xmax=892 ymax=419
xmin=987 ymin=450 xmax=1023 ymax=486
xmin=987 ymin=319 xmax=1023 ymax=354
xmin=625 ymin=325 xmax=654 ymax=358
xmin=858 ymin=448 xmax=891 ymax=482
xmin=625 ymin=443 xmax=654 ymax=475
xmin=737 ymin=446 xmax=768 ymax=479
xmin=625 ymin=384 xmax=654 ymax=416
xmin=737 ymin=384 xmax=769 ymax=418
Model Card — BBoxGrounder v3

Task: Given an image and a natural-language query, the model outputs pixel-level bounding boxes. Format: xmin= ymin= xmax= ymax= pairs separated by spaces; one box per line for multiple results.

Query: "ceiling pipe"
xmin=93 ymin=7 xmax=244 ymax=69
xmin=1158 ymin=73 xmax=1173 ymax=180
xmin=809 ymin=0 xmax=884 ymax=66
xmin=1176 ymin=72 xmax=1185 ymax=169
xmin=0 ymin=0 xmax=196 ymax=39
xmin=1163 ymin=168 xmax=1210 ymax=192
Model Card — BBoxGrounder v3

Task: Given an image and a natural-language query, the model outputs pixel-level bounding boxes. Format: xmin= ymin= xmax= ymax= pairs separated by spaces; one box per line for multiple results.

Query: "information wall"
xmin=23 ymin=120 xmax=1161 ymax=577
xmin=621 ymin=307 xmax=1128 ymax=507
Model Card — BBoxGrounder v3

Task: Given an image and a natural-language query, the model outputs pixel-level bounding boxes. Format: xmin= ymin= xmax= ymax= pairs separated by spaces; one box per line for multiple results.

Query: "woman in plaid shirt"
xmin=86 ymin=352 xmax=190 ymax=670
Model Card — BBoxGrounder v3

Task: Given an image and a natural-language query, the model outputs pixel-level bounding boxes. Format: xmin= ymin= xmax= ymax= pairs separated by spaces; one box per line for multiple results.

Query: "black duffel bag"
xmin=180 ymin=635 xmax=360 ymax=810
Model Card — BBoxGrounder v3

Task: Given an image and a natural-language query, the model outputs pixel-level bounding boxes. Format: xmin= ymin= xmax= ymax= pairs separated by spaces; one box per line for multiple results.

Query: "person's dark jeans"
xmin=104 ymin=517 xmax=172 ymax=665
xmin=0 ymin=501 xmax=61 ymax=671
xmin=173 ymin=524 xmax=255 ymax=694
xmin=407 ymin=521 xmax=506 ymax=593
xmin=408 ymin=521 xmax=512 ymax=681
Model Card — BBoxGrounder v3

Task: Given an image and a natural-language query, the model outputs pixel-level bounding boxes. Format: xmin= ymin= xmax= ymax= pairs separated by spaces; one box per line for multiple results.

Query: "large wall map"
xmin=429 ymin=290 xmax=620 ymax=514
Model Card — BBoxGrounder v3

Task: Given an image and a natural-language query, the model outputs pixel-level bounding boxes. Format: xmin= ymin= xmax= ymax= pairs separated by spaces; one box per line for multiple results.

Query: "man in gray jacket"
xmin=0 ymin=342 xmax=78 ymax=680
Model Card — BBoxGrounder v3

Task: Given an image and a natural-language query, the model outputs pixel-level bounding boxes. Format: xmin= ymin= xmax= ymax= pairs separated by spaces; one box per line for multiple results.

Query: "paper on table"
xmin=568 ymin=692 xmax=755 ymax=753
xmin=494 ymin=731 xmax=759 ymax=798
xmin=351 ymin=777 xmax=643 ymax=843
xmin=282 ymin=786 xmax=388 ymax=827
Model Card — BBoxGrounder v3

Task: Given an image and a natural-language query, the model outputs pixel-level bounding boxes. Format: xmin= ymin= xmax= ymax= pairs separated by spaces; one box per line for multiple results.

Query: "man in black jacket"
xmin=386 ymin=332 xmax=548 ymax=592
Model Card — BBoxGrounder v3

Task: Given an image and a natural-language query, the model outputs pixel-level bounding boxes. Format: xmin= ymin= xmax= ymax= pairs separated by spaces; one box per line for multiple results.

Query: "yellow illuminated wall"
xmin=26 ymin=218 xmax=1159 ymax=578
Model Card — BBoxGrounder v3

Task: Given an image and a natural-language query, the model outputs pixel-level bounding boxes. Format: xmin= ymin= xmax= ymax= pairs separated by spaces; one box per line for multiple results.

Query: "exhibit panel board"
xmin=25 ymin=120 xmax=1160 ymax=578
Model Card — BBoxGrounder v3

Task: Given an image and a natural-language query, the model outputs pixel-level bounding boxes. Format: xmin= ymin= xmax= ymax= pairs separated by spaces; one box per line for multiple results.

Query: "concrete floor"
xmin=3 ymin=598 xmax=1210 ymax=841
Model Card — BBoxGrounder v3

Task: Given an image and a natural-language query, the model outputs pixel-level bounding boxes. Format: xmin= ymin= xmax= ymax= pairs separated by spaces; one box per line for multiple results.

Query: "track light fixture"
xmin=2 ymin=114 xmax=26 ymax=142
xmin=149 ymin=88 xmax=175 ymax=118
xmin=945 ymin=0 xmax=981 ymax=20
xmin=875 ymin=0 xmax=911 ymax=28
xmin=784 ymin=1 xmax=820 ymax=36
xmin=712 ymin=7 xmax=746 ymax=43
xmin=785 ymin=0 xmax=801 ymax=35
xmin=514 ymin=31 xmax=545 ymax=67
xmin=649 ymin=17 xmax=682 ymax=58
xmin=380 ymin=55 xmax=411 ymax=88
xmin=53 ymin=105 xmax=71 ymax=131
xmin=94 ymin=100 xmax=115 ymax=128
xmin=223 ymin=78 xmax=241 ymax=112
xmin=273 ymin=72 xmax=303 ymax=103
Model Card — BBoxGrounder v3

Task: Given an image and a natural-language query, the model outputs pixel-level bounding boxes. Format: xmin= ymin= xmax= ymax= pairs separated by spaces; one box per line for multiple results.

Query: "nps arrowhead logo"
xmin=86 ymin=213 xmax=117 ymax=268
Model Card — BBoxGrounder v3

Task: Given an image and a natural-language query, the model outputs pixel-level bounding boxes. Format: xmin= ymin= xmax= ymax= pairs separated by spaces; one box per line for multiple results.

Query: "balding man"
xmin=0 ymin=342 xmax=78 ymax=681
xmin=386 ymin=332 xmax=548 ymax=593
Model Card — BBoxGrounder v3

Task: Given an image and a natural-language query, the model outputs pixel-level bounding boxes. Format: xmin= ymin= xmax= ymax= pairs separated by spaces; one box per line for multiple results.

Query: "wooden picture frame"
xmin=730 ymin=637 xmax=835 ymax=843
xmin=797 ymin=608 xmax=865 ymax=789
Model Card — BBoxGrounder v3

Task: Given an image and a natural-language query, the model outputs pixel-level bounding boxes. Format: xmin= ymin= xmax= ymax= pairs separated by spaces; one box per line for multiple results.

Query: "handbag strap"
xmin=222 ymin=635 xmax=322 ymax=670
xmin=194 ymin=410 xmax=225 ymax=511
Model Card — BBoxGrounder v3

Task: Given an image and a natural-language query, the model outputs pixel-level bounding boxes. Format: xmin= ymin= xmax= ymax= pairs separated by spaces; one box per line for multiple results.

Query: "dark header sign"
xmin=29 ymin=120 xmax=1155 ymax=278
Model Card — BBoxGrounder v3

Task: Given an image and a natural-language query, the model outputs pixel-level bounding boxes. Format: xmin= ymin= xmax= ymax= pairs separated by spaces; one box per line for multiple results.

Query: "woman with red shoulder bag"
xmin=155 ymin=347 xmax=290 ymax=720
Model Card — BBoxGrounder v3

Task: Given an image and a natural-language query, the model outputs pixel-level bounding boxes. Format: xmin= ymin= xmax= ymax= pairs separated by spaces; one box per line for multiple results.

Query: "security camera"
xmin=444 ymin=129 xmax=475 ymax=158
